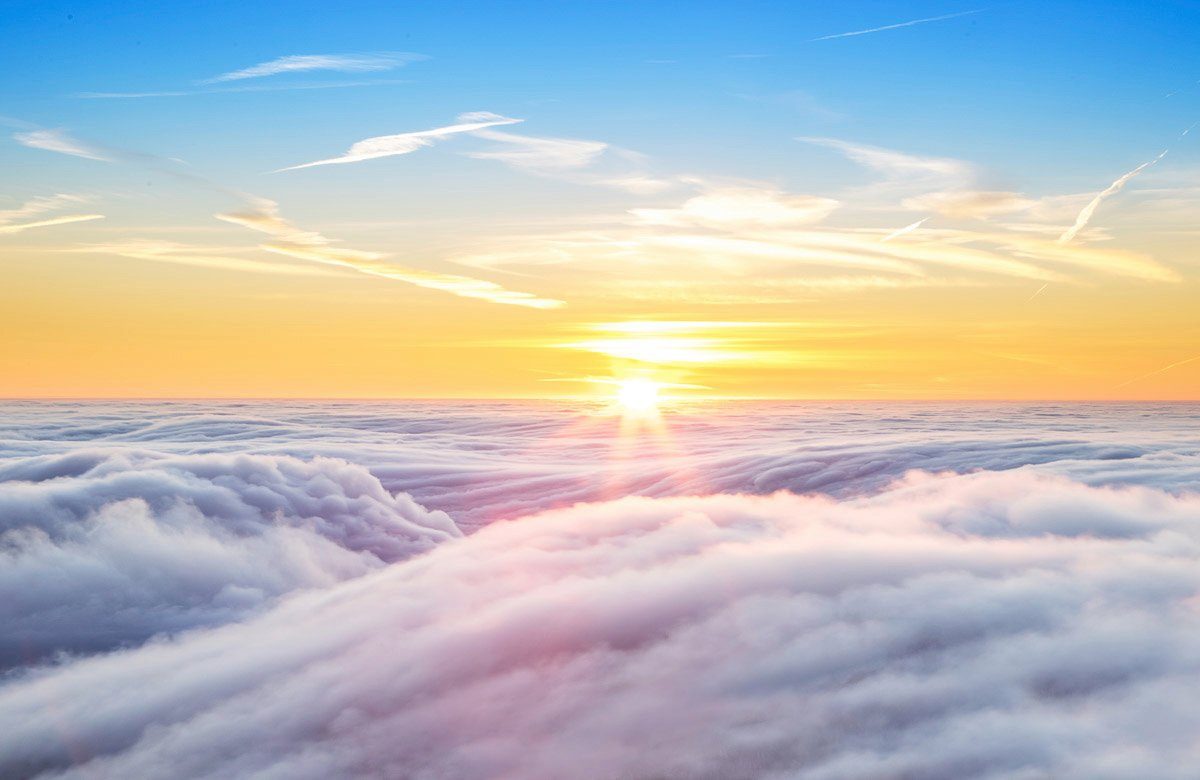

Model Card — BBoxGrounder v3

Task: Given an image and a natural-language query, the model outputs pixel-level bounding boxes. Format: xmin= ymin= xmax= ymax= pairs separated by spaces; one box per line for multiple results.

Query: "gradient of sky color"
xmin=3 ymin=0 xmax=1200 ymax=398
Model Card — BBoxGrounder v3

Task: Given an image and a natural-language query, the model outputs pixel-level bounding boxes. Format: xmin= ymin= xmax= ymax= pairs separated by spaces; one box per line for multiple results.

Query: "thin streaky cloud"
xmin=799 ymin=136 xmax=971 ymax=179
xmin=1114 ymin=355 xmax=1200 ymax=388
xmin=0 ymin=193 xmax=88 ymax=223
xmin=75 ymin=79 xmax=412 ymax=100
xmin=217 ymin=200 xmax=563 ymax=309
xmin=812 ymin=9 xmax=984 ymax=41
xmin=1027 ymin=282 xmax=1049 ymax=302
xmin=1058 ymin=150 xmax=1168 ymax=244
xmin=0 ymin=194 xmax=103 ymax=235
xmin=881 ymin=217 xmax=928 ymax=242
xmin=13 ymin=129 xmax=112 ymax=161
xmin=0 ymin=214 xmax=104 ymax=234
xmin=202 ymin=52 xmax=426 ymax=84
xmin=66 ymin=239 xmax=335 ymax=276
xmin=466 ymin=129 xmax=608 ymax=171
xmin=277 ymin=112 xmax=522 ymax=171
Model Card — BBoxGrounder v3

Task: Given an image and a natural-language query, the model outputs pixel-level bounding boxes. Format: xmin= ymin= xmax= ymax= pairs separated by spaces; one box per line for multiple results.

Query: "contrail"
xmin=1115 ymin=355 xmax=1200 ymax=389
xmin=1058 ymin=149 xmax=1167 ymax=244
xmin=1026 ymin=282 xmax=1048 ymax=302
xmin=881 ymin=217 xmax=928 ymax=242
xmin=812 ymin=9 xmax=983 ymax=41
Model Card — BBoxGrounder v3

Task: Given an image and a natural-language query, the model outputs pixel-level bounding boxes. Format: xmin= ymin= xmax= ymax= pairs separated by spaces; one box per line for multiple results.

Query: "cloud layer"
xmin=2 ymin=466 xmax=1199 ymax=778
xmin=0 ymin=449 xmax=458 ymax=666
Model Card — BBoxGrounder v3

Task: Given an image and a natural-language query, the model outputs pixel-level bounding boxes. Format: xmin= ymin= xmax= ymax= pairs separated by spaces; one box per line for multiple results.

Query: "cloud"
xmin=217 ymin=200 xmax=564 ymax=308
xmin=631 ymin=186 xmax=840 ymax=228
xmin=451 ymin=180 xmax=1176 ymax=288
xmin=596 ymin=175 xmax=678 ymax=194
xmin=75 ymin=79 xmax=413 ymax=100
xmin=0 ymin=214 xmax=104 ymax=234
xmin=0 ymin=450 xmax=458 ymax=666
xmin=0 ymin=194 xmax=104 ymax=235
xmin=466 ymin=128 xmax=609 ymax=171
xmin=2 ymin=467 xmax=1200 ymax=778
xmin=13 ymin=129 xmax=111 ymax=161
xmin=1059 ymin=150 xmax=1169 ymax=243
xmin=202 ymin=52 xmax=426 ymax=84
xmin=278 ymin=112 xmax=521 ymax=171
xmin=800 ymin=136 xmax=972 ymax=181
xmin=904 ymin=190 xmax=1037 ymax=219
xmin=1115 ymin=354 xmax=1200 ymax=389
xmin=881 ymin=217 xmax=929 ymax=242
xmin=65 ymin=239 xmax=336 ymax=276
xmin=812 ymin=9 xmax=985 ymax=41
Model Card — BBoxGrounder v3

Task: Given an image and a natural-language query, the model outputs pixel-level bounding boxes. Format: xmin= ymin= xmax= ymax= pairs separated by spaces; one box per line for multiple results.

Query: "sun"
xmin=615 ymin=378 xmax=662 ymax=413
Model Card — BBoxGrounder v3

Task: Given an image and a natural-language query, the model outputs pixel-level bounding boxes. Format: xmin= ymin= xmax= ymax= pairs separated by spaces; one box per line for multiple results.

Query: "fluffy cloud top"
xmin=0 ymin=450 xmax=458 ymax=665
xmin=2 ymin=469 xmax=1199 ymax=778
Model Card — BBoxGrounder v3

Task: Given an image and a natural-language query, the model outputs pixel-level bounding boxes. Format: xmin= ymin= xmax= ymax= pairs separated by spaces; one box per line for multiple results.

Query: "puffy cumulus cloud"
xmin=2 ymin=470 xmax=1200 ymax=778
xmin=0 ymin=451 xmax=459 ymax=666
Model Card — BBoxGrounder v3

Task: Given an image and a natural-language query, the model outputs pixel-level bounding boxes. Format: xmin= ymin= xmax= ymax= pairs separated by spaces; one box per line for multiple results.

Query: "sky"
xmin=3 ymin=0 xmax=1200 ymax=399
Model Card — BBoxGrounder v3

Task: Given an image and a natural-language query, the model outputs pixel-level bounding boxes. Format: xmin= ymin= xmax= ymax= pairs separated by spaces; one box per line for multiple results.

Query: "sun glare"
xmin=616 ymin=379 xmax=662 ymax=413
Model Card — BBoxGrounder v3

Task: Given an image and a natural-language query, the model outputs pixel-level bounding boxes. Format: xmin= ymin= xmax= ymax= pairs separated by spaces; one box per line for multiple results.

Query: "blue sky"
xmin=5 ymin=0 xmax=1199 ymax=191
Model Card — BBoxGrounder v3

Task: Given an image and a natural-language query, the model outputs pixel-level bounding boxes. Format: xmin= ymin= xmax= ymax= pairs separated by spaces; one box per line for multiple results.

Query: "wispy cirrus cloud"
xmin=903 ymin=190 xmax=1037 ymax=219
xmin=466 ymin=128 xmax=609 ymax=171
xmin=812 ymin=9 xmax=984 ymax=41
xmin=201 ymin=52 xmax=426 ymax=84
xmin=75 ymin=78 xmax=412 ymax=100
xmin=0 ymin=213 xmax=104 ymax=234
xmin=217 ymin=199 xmax=563 ymax=308
xmin=1059 ymin=150 xmax=1168 ymax=243
xmin=631 ymin=186 xmax=839 ymax=228
xmin=66 ymin=239 xmax=336 ymax=276
xmin=881 ymin=217 xmax=929 ymax=242
xmin=13 ymin=128 xmax=111 ymax=161
xmin=277 ymin=112 xmax=522 ymax=171
xmin=0 ymin=194 xmax=104 ymax=234
xmin=800 ymin=136 xmax=972 ymax=181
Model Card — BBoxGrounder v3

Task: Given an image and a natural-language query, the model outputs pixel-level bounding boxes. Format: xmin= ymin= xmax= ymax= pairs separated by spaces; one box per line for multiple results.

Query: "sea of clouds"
xmin=2 ymin=400 xmax=1199 ymax=778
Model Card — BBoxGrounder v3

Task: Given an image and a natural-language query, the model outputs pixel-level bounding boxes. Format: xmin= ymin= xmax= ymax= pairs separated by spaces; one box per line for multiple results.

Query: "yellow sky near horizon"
xmin=3 ymin=222 xmax=1199 ymax=399
xmin=4 ymin=120 xmax=1200 ymax=401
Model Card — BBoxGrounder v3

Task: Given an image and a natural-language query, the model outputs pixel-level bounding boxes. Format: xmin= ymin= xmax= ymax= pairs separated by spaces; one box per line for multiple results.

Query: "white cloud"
xmin=904 ymin=190 xmax=1037 ymax=219
xmin=66 ymin=239 xmax=335 ymax=275
xmin=217 ymin=199 xmax=564 ymax=308
xmin=0 ymin=194 xmax=104 ymax=234
xmin=1059 ymin=150 xmax=1168 ymax=243
xmin=800 ymin=136 xmax=973 ymax=181
xmin=13 ymin=129 xmax=111 ymax=161
xmin=466 ymin=128 xmax=609 ymax=171
xmin=812 ymin=9 xmax=984 ymax=41
xmin=0 ymin=450 xmax=458 ymax=665
xmin=2 ymin=466 xmax=1200 ymax=778
xmin=631 ymin=186 xmax=840 ymax=228
xmin=278 ymin=112 xmax=522 ymax=171
xmin=202 ymin=52 xmax=426 ymax=84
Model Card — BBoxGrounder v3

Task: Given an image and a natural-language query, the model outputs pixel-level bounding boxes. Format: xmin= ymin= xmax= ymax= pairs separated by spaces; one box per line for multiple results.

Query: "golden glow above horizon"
xmin=615 ymin=378 xmax=662 ymax=412
xmin=5 ymin=109 xmax=1200 ymax=400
